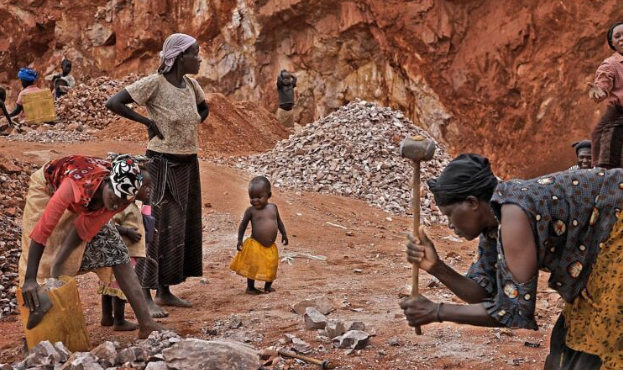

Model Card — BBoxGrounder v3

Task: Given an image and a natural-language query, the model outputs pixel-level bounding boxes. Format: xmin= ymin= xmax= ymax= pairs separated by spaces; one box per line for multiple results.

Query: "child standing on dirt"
xmin=230 ymin=176 xmax=288 ymax=294
xmin=97 ymin=166 xmax=154 ymax=331
xmin=588 ymin=21 xmax=623 ymax=168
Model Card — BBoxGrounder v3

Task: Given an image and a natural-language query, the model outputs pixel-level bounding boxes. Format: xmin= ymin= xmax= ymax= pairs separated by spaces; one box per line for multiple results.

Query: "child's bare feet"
xmin=113 ymin=320 xmax=138 ymax=332
xmin=101 ymin=315 xmax=114 ymax=327
xmin=264 ymin=282 xmax=275 ymax=293
xmin=246 ymin=287 xmax=263 ymax=295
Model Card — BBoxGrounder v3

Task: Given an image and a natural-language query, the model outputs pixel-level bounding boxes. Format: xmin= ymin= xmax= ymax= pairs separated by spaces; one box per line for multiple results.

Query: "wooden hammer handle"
xmin=278 ymin=350 xmax=334 ymax=369
xmin=412 ymin=161 xmax=423 ymax=335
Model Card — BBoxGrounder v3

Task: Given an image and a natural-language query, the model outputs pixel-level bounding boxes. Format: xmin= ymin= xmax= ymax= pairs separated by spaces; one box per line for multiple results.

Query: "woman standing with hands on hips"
xmin=106 ymin=33 xmax=209 ymax=318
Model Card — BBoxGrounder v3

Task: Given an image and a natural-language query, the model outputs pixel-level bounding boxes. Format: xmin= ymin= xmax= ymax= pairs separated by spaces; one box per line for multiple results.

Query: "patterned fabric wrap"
xmin=78 ymin=221 xmax=130 ymax=272
xmin=110 ymin=154 xmax=143 ymax=199
xmin=43 ymin=155 xmax=111 ymax=210
xmin=158 ymin=33 xmax=196 ymax=74
xmin=466 ymin=168 xmax=623 ymax=329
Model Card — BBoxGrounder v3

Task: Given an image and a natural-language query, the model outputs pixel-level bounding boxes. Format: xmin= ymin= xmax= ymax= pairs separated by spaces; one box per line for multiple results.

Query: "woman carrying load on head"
xmin=19 ymin=154 xmax=161 ymax=339
xmin=106 ymin=33 xmax=210 ymax=318
xmin=400 ymin=154 xmax=622 ymax=370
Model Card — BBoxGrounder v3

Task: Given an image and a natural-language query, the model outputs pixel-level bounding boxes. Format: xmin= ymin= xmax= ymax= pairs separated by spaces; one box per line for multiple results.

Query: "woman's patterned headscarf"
xmin=109 ymin=154 xmax=143 ymax=199
xmin=158 ymin=33 xmax=197 ymax=74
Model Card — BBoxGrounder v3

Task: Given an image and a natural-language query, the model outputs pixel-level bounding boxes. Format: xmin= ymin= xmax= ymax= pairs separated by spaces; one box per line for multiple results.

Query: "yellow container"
xmin=21 ymin=89 xmax=56 ymax=125
xmin=17 ymin=276 xmax=90 ymax=352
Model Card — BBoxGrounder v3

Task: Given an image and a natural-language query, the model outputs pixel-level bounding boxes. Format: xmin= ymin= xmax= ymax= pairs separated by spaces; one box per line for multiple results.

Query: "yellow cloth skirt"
xmin=230 ymin=238 xmax=279 ymax=282
xmin=562 ymin=213 xmax=623 ymax=370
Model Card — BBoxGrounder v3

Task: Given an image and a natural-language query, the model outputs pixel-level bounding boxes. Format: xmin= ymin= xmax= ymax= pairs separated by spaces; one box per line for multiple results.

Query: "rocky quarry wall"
xmin=2 ymin=0 xmax=623 ymax=177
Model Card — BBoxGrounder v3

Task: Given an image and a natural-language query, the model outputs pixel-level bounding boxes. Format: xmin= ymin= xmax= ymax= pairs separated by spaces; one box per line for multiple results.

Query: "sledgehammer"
xmin=399 ymin=135 xmax=436 ymax=335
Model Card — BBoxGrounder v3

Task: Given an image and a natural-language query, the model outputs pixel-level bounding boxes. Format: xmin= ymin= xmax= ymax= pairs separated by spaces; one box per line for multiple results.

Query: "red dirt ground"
xmin=0 ymin=139 xmax=559 ymax=370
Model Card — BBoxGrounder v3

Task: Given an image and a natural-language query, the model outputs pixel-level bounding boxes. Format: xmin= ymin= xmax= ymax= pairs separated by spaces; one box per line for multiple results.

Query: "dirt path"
xmin=0 ymin=139 xmax=557 ymax=369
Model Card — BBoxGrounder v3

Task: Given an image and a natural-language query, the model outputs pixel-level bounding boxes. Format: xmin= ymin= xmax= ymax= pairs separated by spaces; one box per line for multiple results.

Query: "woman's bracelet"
xmin=436 ymin=303 xmax=444 ymax=323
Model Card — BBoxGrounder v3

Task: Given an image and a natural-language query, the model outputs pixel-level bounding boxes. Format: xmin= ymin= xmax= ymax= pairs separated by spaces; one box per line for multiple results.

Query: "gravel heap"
xmin=0 ymin=156 xmax=36 ymax=318
xmin=232 ymin=100 xmax=451 ymax=223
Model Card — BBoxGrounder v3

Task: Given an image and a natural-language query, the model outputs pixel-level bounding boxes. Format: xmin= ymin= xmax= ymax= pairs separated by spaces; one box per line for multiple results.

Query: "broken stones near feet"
xmin=292 ymin=297 xmax=334 ymax=315
xmin=60 ymin=352 xmax=102 ymax=370
xmin=325 ymin=320 xmax=347 ymax=339
xmin=25 ymin=341 xmax=61 ymax=368
xmin=162 ymin=339 xmax=261 ymax=370
xmin=284 ymin=334 xmax=313 ymax=355
xmin=304 ymin=307 xmax=328 ymax=330
xmin=296 ymin=297 xmax=371 ymax=351
xmin=234 ymin=100 xmax=451 ymax=222
xmin=12 ymin=332 xmax=263 ymax=370
xmin=333 ymin=330 xmax=370 ymax=350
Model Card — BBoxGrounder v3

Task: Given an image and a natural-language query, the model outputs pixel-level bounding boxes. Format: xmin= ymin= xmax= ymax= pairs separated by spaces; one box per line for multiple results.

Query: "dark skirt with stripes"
xmin=591 ymin=105 xmax=623 ymax=168
xmin=135 ymin=150 xmax=203 ymax=288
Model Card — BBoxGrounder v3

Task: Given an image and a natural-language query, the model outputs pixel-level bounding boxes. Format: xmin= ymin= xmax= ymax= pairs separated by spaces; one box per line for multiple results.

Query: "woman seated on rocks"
xmin=400 ymin=154 xmax=622 ymax=370
xmin=19 ymin=154 xmax=161 ymax=339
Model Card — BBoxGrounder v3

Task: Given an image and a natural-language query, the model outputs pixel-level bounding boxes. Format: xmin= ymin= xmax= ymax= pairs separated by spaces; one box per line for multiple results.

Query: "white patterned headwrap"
xmin=110 ymin=154 xmax=143 ymax=199
xmin=158 ymin=33 xmax=197 ymax=74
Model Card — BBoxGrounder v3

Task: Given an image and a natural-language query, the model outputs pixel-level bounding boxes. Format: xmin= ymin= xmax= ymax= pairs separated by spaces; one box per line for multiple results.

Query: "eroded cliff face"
xmin=2 ymin=0 xmax=622 ymax=177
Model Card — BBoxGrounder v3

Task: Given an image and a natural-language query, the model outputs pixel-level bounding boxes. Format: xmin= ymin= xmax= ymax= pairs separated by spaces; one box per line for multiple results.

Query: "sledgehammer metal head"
xmin=399 ymin=135 xmax=436 ymax=162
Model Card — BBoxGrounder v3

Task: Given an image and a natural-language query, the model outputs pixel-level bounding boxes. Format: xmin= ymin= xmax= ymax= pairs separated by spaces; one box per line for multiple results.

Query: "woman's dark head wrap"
xmin=427 ymin=153 xmax=498 ymax=207
xmin=571 ymin=140 xmax=591 ymax=155
xmin=607 ymin=21 xmax=623 ymax=51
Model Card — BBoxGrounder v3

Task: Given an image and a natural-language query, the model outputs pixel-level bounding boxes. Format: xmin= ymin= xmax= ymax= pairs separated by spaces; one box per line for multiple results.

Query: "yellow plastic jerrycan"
xmin=17 ymin=276 xmax=90 ymax=352
xmin=21 ymin=88 xmax=56 ymax=125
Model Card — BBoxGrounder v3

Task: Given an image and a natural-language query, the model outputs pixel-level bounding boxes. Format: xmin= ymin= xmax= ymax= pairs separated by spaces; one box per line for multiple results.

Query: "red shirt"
xmin=30 ymin=156 xmax=125 ymax=245
xmin=594 ymin=52 xmax=623 ymax=107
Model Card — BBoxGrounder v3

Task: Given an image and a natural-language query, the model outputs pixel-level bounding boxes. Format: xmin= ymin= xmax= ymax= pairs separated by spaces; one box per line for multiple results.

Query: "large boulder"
xmin=163 ymin=339 xmax=260 ymax=370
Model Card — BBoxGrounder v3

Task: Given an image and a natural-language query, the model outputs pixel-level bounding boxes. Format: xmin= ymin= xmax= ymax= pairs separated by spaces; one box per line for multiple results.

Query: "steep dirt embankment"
xmin=2 ymin=0 xmax=623 ymax=176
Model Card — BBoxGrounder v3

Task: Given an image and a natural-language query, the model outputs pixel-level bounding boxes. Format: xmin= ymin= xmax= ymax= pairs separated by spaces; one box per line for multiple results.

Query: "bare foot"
xmin=147 ymin=299 xmax=169 ymax=318
xmin=246 ymin=287 xmax=263 ymax=295
xmin=264 ymin=286 xmax=276 ymax=293
xmin=155 ymin=293 xmax=191 ymax=307
xmin=113 ymin=320 xmax=138 ymax=332
xmin=101 ymin=315 xmax=114 ymax=327
xmin=138 ymin=322 xmax=164 ymax=339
